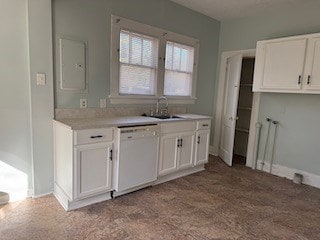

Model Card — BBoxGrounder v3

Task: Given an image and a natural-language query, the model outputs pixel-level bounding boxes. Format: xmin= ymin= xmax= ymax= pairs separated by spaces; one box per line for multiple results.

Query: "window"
xmin=119 ymin=30 xmax=158 ymax=95
xmin=164 ymin=42 xmax=195 ymax=96
xmin=110 ymin=15 xmax=199 ymax=104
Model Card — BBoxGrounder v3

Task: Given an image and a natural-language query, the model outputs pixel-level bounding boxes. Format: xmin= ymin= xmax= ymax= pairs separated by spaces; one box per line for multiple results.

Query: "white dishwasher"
xmin=114 ymin=124 xmax=159 ymax=194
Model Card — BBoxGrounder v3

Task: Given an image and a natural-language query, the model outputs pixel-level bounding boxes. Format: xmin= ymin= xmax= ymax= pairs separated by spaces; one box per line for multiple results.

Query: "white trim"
xmin=32 ymin=191 xmax=53 ymax=198
xmin=54 ymin=183 xmax=111 ymax=211
xmin=257 ymin=159 xmax=320 ymax=189
xmin=213 ymin=49 xmax=259 ymax=166
xmin=209 ymin=145 xmax=217 ymax=156
xmin=155 ymin=165 xmax=205 ymax=185
xmin=110 ymin=15 xmax=200 ymax=104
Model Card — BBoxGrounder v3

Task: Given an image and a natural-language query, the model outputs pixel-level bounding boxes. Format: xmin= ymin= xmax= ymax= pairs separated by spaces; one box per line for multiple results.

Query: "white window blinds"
xmin=164 ymin=41 xmax=195 ymax=96
xmin=119 ymin=30 xmax=158 ymax=95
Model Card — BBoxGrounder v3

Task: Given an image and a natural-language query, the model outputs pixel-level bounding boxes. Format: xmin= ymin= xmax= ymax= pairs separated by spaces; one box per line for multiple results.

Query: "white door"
xmin=195 ymin=129 xmax=210 ymax=166
xmin=219 ymin=54 xmax=242 ymax=166
xmin=75 ymin=142 xmax=112 ymax=199
xmin=178 ymin=132 xmax=195 ymax=170
xmin=261 ymin=39 xmax=307 ymax=90
xmin=158 ymin=134 xmax=179 ymax=176
xmin=304 ymin=37 xmax=320 ymax=91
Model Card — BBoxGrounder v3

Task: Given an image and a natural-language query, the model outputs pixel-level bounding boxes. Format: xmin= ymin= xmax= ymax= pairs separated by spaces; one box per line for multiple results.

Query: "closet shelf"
xmin=240 ymin=84 xmax=253 ymax=87
xmin=236 ymin=127 xmax=249 ymax=133
xmin=238 ymin=106 xmax=252 ymax=111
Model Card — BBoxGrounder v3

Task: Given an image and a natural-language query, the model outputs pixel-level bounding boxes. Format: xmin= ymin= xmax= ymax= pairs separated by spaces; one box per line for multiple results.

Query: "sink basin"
xmin=141 ymin=113 xmax=184 ymax=120
xmin=151 ymin=115 xmax=182 ymax=119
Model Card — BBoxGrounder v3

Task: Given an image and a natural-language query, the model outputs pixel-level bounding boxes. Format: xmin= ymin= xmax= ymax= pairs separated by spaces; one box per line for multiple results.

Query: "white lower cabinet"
xmin=178 ymin=132 xmax=195 ymax=169
xmin=194 ymin=129 xmax=210 ymax=165
xmin=74 ymin=142 xmax=112 ymax=199
xmin=53 ymin=123 xmax=114 ymax=211
xmin=158 ymin=134 xmax=179 ymax=176
xmin=158 ymin=131 xmax=195 ymax=176
xmin=54 ymin=117 xmax=211 ymax=211
xmin=158 ymin=121 xmax=197 ymax=176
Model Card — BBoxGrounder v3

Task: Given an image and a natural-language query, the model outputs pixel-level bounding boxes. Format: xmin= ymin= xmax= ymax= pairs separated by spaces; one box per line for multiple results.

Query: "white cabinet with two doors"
xmin=158 ymin=120 xmax=211 ymax=176
xmin=253 ymin=33 xmax=320 ymax=93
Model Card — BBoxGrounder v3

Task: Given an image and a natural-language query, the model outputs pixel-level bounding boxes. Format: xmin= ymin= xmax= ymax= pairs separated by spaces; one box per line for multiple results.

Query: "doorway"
xmin=233 ymin=58 xmax=255 ymax=165
xmin=213 ymin=49 xmax=260 ymax=168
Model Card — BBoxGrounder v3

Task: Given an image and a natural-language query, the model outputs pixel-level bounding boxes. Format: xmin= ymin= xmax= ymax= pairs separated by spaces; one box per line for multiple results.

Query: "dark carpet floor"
xmin=1 ymin=155 xmax=320 ymax=240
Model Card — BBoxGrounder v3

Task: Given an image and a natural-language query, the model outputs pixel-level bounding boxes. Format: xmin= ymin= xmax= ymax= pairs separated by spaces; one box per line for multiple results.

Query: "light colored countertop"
xmin=54 ymin=114 xmax=211 ymax=130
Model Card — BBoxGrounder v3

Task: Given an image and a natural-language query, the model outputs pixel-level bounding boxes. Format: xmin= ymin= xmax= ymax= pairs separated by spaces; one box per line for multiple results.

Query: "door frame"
xmin=212 ymin=49 xmax=260 ymax=168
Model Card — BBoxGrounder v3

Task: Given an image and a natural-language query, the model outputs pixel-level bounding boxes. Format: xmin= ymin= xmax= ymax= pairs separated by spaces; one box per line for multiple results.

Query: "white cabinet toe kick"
xmin=53 ymin=117 xmax=211 ymax=210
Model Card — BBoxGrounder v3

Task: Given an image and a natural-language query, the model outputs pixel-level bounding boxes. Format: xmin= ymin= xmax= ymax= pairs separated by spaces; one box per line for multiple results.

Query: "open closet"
xmin=218 ymin=54 xmax=256 ymax=167
xmin=233 ymin=58 xmax=255 ymax=165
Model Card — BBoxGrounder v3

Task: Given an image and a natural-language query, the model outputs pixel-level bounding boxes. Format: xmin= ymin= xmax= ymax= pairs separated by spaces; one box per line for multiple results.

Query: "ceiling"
xmin=170 ymin=0 xmax=309 ymax=21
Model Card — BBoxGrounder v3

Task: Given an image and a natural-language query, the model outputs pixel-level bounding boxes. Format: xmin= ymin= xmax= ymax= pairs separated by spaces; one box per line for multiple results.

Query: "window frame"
xmin=110 ymin=15 xmax=199 ymax=104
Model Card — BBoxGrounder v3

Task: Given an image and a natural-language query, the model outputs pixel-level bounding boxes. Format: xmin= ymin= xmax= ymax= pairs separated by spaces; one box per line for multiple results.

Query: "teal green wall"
xmin=28 ymin=0 xmax=54 ymax=196
xmin=0 ymin=0 xmax=55 ymax=197
xmin=219 ymin=1 xmax=320 ymax=175
xmin=53 ymin=0 xmax=220 ymax=118
xmin=0 ymin=0 xmax=32 ymax=190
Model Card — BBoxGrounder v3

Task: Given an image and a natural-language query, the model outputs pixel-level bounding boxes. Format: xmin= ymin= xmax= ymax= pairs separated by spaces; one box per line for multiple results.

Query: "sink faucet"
xmin=156 ymin=96 xmax=168 ymax=116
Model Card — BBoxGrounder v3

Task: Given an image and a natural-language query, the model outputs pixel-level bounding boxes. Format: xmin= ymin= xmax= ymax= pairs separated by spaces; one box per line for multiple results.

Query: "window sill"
xmin=109 ymin=95 xmax=197 ymax=105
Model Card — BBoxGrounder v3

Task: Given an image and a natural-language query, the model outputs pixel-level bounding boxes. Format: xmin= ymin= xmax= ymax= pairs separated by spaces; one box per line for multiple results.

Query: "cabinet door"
xmin=158 ymin=134 xmax=179 ymax=176
xmin=74 ymin=142 xmax=112 ymax=199
xmin=178 ymin=132 xmax=195 ymax=169
xmin=195 ymin=130 xmax=210 ymax=166
xmin=260 ymin=39 xmax=307 ymax=90
xmin=304 ymin=37 xmax=320 ymax=91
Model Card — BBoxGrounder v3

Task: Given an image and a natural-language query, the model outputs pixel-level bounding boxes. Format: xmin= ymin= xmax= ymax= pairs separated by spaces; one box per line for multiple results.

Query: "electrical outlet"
xmin=36 ymin=73 xmax=46 ymax=86
xmin=80 ymin=99 xmax=87 ymax=108
xmin=100 ymin=99 xmax=107 ymax=108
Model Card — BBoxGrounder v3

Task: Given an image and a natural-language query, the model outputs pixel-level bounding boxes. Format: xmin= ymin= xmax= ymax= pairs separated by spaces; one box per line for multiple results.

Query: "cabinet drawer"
xmin=197 ymin=120 xmax=211 ymax=130
xmin=161 ymin=121 xmax=196 ymax=134
xmin=74 ymin=128 xmax=113 ymax=145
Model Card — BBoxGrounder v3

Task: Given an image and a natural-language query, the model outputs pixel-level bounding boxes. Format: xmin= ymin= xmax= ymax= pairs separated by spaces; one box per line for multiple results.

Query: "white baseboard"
xmin=156 ymin=165 xmax=205 ymax=185
xmin=27 ymin=188 xmax=33 ymax=198
xmin=209 ymin=145 xmax=218 ymax=156
xmin=32 ymin=191 xmax=53 ymax=198
xmin=257 ymin=159 xmax=320 ymax=189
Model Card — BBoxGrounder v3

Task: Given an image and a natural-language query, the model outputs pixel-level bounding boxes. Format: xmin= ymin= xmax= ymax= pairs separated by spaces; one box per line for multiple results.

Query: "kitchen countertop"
xmin=54 ymin=114 xmax=211 ymax=130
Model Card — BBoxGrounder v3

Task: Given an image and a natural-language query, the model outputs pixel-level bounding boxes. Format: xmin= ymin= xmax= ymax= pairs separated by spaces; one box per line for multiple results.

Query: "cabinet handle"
xmin=307 ymin=75 xmax=311 ymax=85
xmin=180 ymin=138 xmax=183 ymax=147
xmin=197 ymin=136 xmax=200 ymax=144
xmin=298 ymin=75 xmax=302 ymax=84
xmin=109 ymin=149 xmax=113 ymax=161
xmin=177 ymin=139 xmax=181 ymax=148
xmin=202 ymin=124 xmax=209 ymax=127
xmin=90 ymin=135 xmax=103 ymax=139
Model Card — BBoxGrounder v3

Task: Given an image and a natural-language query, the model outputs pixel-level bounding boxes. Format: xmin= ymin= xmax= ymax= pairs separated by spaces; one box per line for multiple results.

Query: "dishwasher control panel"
xmin=119 ymin=124 xmax=159 ymax=140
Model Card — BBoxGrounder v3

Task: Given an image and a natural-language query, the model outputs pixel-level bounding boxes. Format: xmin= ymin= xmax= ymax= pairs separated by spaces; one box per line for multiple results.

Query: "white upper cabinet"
xmin=304 ymin=36 xmax=320 ymax=91
xmin=253 ymin=33 xmax=320 ymax=94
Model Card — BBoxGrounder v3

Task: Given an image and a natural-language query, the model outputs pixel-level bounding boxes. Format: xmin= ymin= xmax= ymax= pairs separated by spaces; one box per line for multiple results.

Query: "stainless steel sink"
xmin=142 ymin=113 xmax=184 ymax=120
xmin=151 ymin=115 xmax=182 ymax=119
xmin=151 ymin=115 xmax=181 ymax=119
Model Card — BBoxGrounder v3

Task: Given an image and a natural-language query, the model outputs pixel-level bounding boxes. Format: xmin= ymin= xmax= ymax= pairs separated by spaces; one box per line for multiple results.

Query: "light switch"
xmin=36 ymin=73 xmax=46 ymax=86
xmin=100 ymin=99 xmax=107 ymax=108
xmin=80 ymin=99 xmax=87 ymax=108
